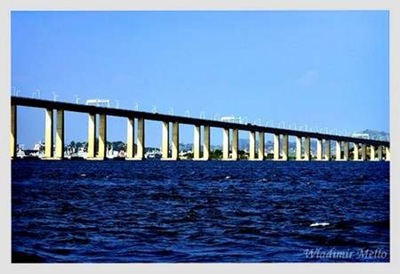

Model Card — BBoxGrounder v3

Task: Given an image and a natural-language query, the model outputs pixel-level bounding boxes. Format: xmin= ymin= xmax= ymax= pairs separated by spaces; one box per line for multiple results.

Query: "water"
xmin=12 ymin=160 xmax=390 ymax=263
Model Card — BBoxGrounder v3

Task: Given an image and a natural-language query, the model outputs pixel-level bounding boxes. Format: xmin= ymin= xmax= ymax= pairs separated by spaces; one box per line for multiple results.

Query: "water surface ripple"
xmin=12 ymin=161 xmax=390 ymax=262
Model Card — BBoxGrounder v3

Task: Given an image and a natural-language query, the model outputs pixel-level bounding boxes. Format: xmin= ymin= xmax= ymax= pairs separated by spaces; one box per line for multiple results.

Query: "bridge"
xmin=10 ymin=96 xmax=390 ymax=161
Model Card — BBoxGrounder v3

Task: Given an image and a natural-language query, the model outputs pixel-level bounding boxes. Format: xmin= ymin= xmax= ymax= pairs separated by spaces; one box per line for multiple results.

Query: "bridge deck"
xmin=11 ymin=96 xmax=389 ymax=147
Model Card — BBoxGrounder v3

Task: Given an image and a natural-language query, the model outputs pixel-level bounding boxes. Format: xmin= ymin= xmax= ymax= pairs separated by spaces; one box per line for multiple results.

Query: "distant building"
xmin=351 ymin=133 xmax=370 ymax=139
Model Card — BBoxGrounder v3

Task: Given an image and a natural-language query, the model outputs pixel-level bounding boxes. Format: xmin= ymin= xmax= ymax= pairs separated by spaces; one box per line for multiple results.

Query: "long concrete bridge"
xmin=10 ymin=96 xmax=390 ymax=161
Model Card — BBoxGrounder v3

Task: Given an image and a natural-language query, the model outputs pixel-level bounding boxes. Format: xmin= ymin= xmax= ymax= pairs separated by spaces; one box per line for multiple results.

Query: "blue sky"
xmin=11 ymin=11 xmax=389 ymax=148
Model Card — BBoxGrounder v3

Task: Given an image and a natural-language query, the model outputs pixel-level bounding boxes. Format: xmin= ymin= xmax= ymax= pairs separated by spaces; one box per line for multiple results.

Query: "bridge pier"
xmin=44 ymin=109 xmax=54 ymax=159
xmin=10 ymin=104 xmax=17 ymax=158
xmin=162 ymin=121 xmax=169 ymax=159
xmin=193 ymin=125 xmax=211 ymax=160
xmin=222 ymin=128 xmax=239 ymax=160
xmin=136 ymin=118 xmax=145 ymax=159
xmin=203 ymin=126 xmax=210 ymax=160
xmin=361 ymin=144 xmax=367 ymax=161
xmin=171 ymin=122 xmax=179 ymax=160
xmin=126 ymin=117 xmax=145 ymax=160
xmin=86 ymin=113 xmax=107 ymax=160
xmin=42 ymin=108 xmax=64 ymax=160
xmin=304 ymin=136 xmax=310 ymax=161
xmin=87 ymin=113 xmax=96 ymax=159
xmin=223 ymin=128 xmax=230 ymax=160
xmin=377 ymin=145 xmax=383 ymax=161
xmin=282 ymin=135 xmax=289 ymax=161
xmin=324 ymin=139 xmax=331 ymax=161
xmin=370 ymin=145 xmax=376 ymax=161
xmin=249 ymin=131 xmax=256 ymax=160
xmin=162 ymin=121 xmax=179 ymax=160
xmin=335 ymin=140 xmax=342 ymax=161
xmin=126 ymin=118 xmax=135 ymax=159
xmin=97 ymin=114 xmax=107 ymax=159
xmin=274 ymin=134 xmax=288 ymax=161
xmin=232 ymin=128 xmax=239 ymax=160
xmin=258 ymin=132 xmax=265 ymax=160
xmin=296 ymin=136 xmax=302 ymax=160
xmin=316 ymin=139 xmax=323 ymax=160
xmin=353 ymin=143 xmax=359 ymax=161
xmin=193 ymin=125 xmax=201 ymax=159
xmin=297 ymin=137 xmax=321 ymax=161
xmin=54 ymin=109 xmax=64 ymax=159
xmin=273 ymin=134 xmax=279 ymax=160
xmin=385 ymin=146 xmax=390 ymax=161
xmin=343 ymin=141 xmax=349 ymax=161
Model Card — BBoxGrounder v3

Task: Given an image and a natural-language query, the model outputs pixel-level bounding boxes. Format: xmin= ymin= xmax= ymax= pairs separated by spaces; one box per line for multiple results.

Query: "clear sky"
xmin=11 ymin=11 xmax=389 ymax=148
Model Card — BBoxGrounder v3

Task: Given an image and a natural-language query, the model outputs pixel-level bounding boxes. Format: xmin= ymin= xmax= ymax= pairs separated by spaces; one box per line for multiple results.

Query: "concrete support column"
xmin=45 ymin=109 xmax=53 ymax=158
xmin=282 ymin=135 xmax=289 ymax=161
xmin=385 ymin=147 xmax=390 ymax=161
xmin=304 ymin=137 xmax=310 ymax=161
xmin=231 ymin=129 xmax=239 ymax=160
xmin=316 ymin=139 xmax=323 ymax=161
xmin=343 ymin=141 xmax=349 ymax=161
xmin=162 ymin=121 xmax=169 ymax=159
xmin=126 ymin=118 xmax=134 ymax=159
xmin=296 ymin=136 xmax=302 ymax=161
xmin=324 ymin=140 xmax=331 ymax=161
xmin=193 ymin=125 xmax=201 ymax=159
xmin=136 ymin=118 xmax=145 ymax=160
xmin=97 ymin=114 xmax=107 ymax=159
xmin=258 ymin=132 xmax=265 ymax=160
xmin=223 ymin=128 xmax=230 ymax=160
xmin=87 ymin=113 xmax=96 ymax=158
xmin=203 ymin=126 xmax=210 ymax=160
xmin=353 ymin=143 xmax=359 ymax=161
xmin=274 ymin=134 xmax=280 ymax=160
xmin=171 ymin=122 xmax=179 ymax=160
xmin=335 ymin=140 xmax=341 ymax=161
xmin=361 ymin=144 xmax=367 ymax=161
xmin=377 ymin=145 xmax=383 ymax=161
xmin=10 ymin=105 xmax=17 ymax=158
xmin=249 ymin=131 xmax=256 ymax=160
xmin=370 ymin=145 xmax=376 ymax=161
xmin=55 ymin=109 xmax=64 ymax=159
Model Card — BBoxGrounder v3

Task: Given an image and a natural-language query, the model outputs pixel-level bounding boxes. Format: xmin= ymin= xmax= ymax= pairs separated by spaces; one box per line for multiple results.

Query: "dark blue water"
xmin=12 ymin=160 xmax=390 ymax=263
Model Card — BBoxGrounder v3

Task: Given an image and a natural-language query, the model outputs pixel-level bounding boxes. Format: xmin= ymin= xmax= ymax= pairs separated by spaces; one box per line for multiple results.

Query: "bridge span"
xmin=10 ymin=96 xmax=390 ymax=161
